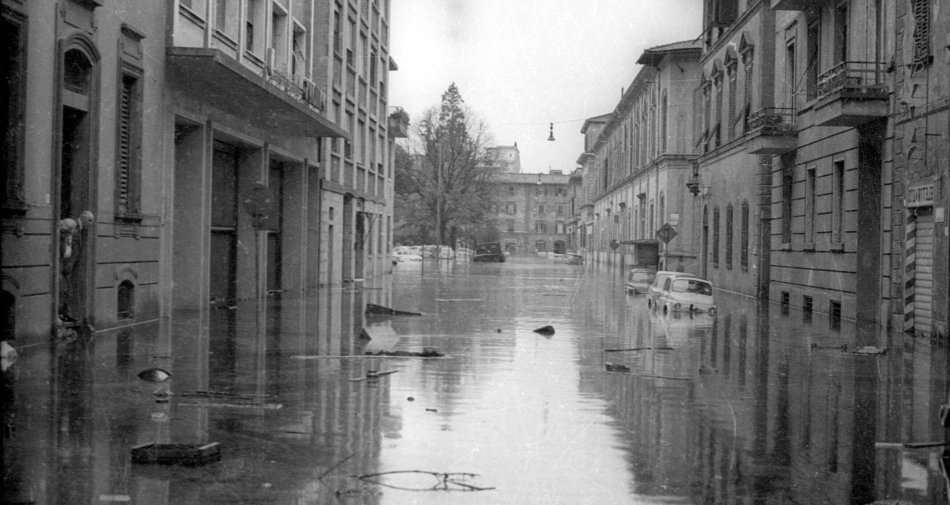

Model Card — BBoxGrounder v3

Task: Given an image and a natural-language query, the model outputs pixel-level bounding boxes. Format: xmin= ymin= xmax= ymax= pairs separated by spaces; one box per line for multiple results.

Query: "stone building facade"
xmin=585 ymin=41 xmax=703 ymax=272
xmin=0 ymin=0 xmax=405 ymax=342
xmin=492 ymin=171 xmax=572 ymax=256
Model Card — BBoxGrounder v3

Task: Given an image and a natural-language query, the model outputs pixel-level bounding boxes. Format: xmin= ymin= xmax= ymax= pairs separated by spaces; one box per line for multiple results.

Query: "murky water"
xmin=3 ymin=258 xmax=948 ymax=504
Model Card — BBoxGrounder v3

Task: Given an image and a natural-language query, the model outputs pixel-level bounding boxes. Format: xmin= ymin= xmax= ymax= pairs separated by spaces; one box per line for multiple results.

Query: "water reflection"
xmin=1 ymin=260 xmax=948 ymax=504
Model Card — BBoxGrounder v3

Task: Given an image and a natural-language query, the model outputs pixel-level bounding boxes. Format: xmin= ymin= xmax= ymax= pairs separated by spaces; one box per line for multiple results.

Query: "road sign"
xmin=656 ymin=223 xmax=678 ymax=244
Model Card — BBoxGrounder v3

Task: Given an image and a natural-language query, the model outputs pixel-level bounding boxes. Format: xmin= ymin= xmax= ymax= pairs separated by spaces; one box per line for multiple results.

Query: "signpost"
xmin=655 ymin=223 xmax=678 ymax=270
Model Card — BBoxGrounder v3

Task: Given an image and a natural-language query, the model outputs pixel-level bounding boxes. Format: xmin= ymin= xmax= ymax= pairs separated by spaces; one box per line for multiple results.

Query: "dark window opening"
xmin=803 ymin=295 xmax=813 ymax=322
xmin=117 ymin=280 xmax=135 ymax=319
xmin=1 ymin=290 xmax=15 ymax=341
xmin=829 ymin=300 xmax=841 ymax=329
xmin=781 ymin=291 xmax=790 ymax=315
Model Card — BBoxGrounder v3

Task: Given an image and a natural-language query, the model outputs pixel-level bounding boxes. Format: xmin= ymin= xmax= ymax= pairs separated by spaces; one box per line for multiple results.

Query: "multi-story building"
xmin=492 ymin=170 xmax=572 ymax=256
xmin=573 ymin=114 xmax=612 ymax=257
xmin=0 ymin=0 xmax=405 ymax=342
xmin=2 ymin=0 xmax=170 ymax=339
xmin=587 ymin=41 xmax=703 ymax=271
xmin=889 ymin=0 xmax=947 ymax=338
xmin=487 ymin=144 xmax=522 ymax=174
xmin=767 ymin=0 xmax=895 ymax=337
xmin=693 ymin=0 xmax=779 ymax=299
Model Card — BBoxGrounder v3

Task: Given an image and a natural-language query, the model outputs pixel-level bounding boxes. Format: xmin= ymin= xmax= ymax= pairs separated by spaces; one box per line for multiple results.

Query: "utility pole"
xmin=436 ymin=138 xmax=443 ymax=246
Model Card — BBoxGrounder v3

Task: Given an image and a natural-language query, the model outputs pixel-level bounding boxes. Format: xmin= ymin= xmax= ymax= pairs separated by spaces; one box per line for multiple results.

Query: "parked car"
xmin=656 ymin=276 xmax=717 ymax=315
xmin=646 ymin=271 xmax=696 ymax=309
xmin=392 ymin=250 xmax=423 ymax=264
xmin=473 ymin=242 xmax=505 ymax=262
xmin=625 ymin=268 xmax=656 ymax=295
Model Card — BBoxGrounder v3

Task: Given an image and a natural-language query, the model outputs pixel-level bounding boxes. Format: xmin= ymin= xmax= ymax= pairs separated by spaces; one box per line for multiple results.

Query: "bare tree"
xmin=395 ymin=83 xmax=500 ymax=246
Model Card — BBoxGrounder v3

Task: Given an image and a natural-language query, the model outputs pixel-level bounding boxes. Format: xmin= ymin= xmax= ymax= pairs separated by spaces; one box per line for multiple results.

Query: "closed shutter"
xmin=914 ymin=208 xmax=934 ymax=334
xmin=117 ymin=78 xmax=132 ymax=213
xmin=912 ymin=0 xmax=931 ymax=66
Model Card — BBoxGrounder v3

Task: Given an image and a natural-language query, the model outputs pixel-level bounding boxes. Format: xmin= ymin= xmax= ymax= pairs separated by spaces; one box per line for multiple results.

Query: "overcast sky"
xmin=389 ymin=0 xmax=703 ymax=174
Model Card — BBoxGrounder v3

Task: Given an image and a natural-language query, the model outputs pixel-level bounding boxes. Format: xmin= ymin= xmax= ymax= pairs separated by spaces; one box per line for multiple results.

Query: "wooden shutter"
xmin=117 ymin=77 xmax=133 ymax=214
xmin=912 ymin=0 xmax=931 ymax=66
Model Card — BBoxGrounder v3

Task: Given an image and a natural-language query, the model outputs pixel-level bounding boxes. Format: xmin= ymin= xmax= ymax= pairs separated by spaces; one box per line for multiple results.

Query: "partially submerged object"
xmin=131 ymin=442 xmax=221 ymax=466
xmin=365 ymin=303 xmax=422 ymax=316
xmin=365 ymin=347 xmax=444 ymax=358
xmin=533 ymin=325 xmax=555 ymax=336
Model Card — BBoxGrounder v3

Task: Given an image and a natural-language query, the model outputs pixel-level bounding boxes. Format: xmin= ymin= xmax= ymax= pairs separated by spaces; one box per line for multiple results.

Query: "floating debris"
xmin=605 ymin=362 xmax=631 ymax=372
xmin=365 ymin=347 xmax=444 ymax=358
xmin=425 ymin=408 xmax=438 ymax=412
xmin=365 ymin=303 xmax=422 ymax=316
xmin=356 ymin=470 xmax=495 ymax=492
xmin=349 ymin=370 xmax=399 ymax=382
xmin=137 ymin=368 xmax=171 ymax=382
xmin=407 ymin=397 xmax=415 ymax=402
xmin=131 ymin=442 xmax=221 ymax=466
xmin=605 ymin=346 xmax=674 ymax=352
xmin=533 ymin=325 xmax=555 ymax=336
xmin=851 ymin=346 xmax=887 ymax=355
xmin=178 ymin=401 xmax=283 ymax=410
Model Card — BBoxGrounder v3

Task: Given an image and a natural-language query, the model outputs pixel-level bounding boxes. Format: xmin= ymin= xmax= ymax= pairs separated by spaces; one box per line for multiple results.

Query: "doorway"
xmin=210 ymin=143 xmax=239 ymax=305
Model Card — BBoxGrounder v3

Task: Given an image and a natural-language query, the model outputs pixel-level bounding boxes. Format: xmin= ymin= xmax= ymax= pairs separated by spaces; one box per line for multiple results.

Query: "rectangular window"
xmin=740 ymin=202 xmax=750 ymax=269
xmin=803 ymin=295 xmax=813 ymax=322
xmin=912 ymin=0 xmax=932 ymax=67
xmin=557 ymin=205 xmax=564 ymax=217
xmin=806 ymin=16 xmax=820 ymax=101
xmin=725 ymin=204 xmax=734 ymax=269
xmin=333 ymin=9 xmax=342 ymax=55
xmin=781 ymin=291 xmax=790 ymax=315
xmin=115 ymin=72 xmax=142 ymax=217
xmin=834 ymin=2 xmax=849 ymax=65
xmin=727 ymin=67 xmax=737 ymax=140
xmin=832 ymin=160 xmax=845 ymax=246
xmin=781 ymin=155 xmax=793 ymax=244
xmin=712 ymin=206 xmax=720 ymax=267
xmin=785 ymin=38 xmax=797 ymax=109
xmin=2 ymin=10 xmax=27 ymax=213
xmin=536 ymin=222 xmax=546 ymax=233
xmin=829 ymin=300 xmax=841 ymax=329
xmin=507 ymin=221 xmax=514 ymax=232
xmin=246 ymin=0 xmax=263 ymax=55
xmin=805 ymin=166 xmax=816 ymax=247
xmin=742 ymin=57 xmax=753 ymax=131
xmin=347 ymin=17 xmax=356 ymax=67
xmin=537 ymin=204 xmax=545 ymax=215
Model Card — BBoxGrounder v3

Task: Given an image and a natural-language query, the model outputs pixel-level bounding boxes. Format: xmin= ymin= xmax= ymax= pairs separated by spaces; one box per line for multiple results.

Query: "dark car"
xmin=473 ymin=242 xmax=505 ymax=262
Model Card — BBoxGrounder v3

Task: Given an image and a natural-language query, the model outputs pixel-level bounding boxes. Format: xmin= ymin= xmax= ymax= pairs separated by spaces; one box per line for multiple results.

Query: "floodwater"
xmin=3 ymin=258 xmax=948 ymax=504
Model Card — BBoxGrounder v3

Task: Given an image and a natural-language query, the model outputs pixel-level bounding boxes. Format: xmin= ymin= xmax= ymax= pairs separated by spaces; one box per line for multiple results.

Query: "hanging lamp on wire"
xmin=547 ymin=122 xmax=555 ymax=141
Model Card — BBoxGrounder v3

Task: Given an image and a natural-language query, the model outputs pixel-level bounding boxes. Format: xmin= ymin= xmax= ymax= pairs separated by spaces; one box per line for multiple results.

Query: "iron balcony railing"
xmin=263 ymin=67 xmax=327 ymax=112
xmin=748 ymin=107 xmax=796 ymax=135
xmin=817 ymin=61 xmax=888 ymax=97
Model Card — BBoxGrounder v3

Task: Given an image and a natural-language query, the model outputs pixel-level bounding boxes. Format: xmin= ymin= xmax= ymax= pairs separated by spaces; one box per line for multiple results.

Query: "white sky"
xmin=389 ymin=0 xmax=704 ymax=174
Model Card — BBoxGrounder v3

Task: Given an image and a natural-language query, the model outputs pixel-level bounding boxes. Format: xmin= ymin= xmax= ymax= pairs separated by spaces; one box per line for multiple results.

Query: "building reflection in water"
xmin=597 ymin=286 xmax=948 ymax=505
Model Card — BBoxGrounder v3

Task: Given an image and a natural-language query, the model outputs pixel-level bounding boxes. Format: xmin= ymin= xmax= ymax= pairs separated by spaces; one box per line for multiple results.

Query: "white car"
xmin=646 ymin=271 xmax=697 ymax=309
xmin=656 ymin=276 xmax=717 ymax=315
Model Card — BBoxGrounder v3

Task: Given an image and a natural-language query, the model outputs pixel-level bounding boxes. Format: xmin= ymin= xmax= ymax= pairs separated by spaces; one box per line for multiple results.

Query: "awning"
xmin=166 ymin=47 xmax=347 ymax=139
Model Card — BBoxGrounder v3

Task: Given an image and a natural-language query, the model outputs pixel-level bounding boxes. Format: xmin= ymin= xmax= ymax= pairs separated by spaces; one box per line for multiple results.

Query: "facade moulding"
xmin=700 ymin=0 xmax=765 ymax=64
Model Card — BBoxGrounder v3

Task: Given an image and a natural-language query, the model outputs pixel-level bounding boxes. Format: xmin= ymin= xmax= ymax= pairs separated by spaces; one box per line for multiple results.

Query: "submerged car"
xmin=656 ymin=276 xmax=717 ymax=315
xmin=646 ymin=271 xmax=697 ymax=309
xmin=473 ymin=242 xmax=505 ymax=262
xmin=625 ymin=268 xmax=656 ymax=295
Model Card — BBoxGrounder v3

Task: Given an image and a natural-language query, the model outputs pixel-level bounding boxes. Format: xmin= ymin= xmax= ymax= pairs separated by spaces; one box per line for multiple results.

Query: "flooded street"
xmin=3 ymin=258 xmax=949 ymax=504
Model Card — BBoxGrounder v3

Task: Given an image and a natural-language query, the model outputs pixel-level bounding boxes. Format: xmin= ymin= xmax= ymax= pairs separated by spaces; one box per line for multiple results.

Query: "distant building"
xmin=486 ymin=144 xmax=522 ymax=173
xmin=491 ymin=172 xmax=572 ymax=256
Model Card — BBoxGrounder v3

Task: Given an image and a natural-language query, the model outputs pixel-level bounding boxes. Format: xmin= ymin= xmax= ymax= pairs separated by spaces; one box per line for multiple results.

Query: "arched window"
xmin=725 ymin=203 xmax=734 ymax=269
xmin=117 ymin=280 xmax=135 ymax=319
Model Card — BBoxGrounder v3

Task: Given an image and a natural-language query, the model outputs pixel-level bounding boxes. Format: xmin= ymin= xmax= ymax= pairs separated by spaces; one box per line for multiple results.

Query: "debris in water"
xmin=365 ymin=303 xmax=422 ymax=316
xmin=851 ymin=346 xmax=886 ymax=355
xmin=425 ymin=408 xmax=438 ymax=412
xmin=407 ymin=397 xmax=415 ymax=402
xmin=364 ymin=347 xmax=444 ymax=357
xmin=605 ymin=362 xmax=631 ymax=372
xmin=356 ymin=470 xmax=495 ymax=492
xmin=349 ymin=370 xmax=399 ymax=382
xmin=605 ymin=346 xmax=674 ymax=352
xmin=533 ymin=325 xmax=555 ymax=336
xmin=131 ymin=442 xmax=221 ymax=466
xmin=137 ymin=368 xmax=170 ymax=382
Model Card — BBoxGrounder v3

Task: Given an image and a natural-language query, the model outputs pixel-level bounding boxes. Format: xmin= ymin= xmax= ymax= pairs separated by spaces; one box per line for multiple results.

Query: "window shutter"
xmin=912 ymin=0 xmax=931 ymax=67
xmin=117 ymin=78 xmax=133 ymax=214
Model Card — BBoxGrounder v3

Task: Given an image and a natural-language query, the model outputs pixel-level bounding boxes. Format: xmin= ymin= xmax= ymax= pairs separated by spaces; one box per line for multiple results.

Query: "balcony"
xmin=745 ymin=107 xmax=797 ymax=154
xmin=166 ymin=47 xmax=345 ymax=138
xmin=771 ymin=0 xmax=814 ymax=10
xmin=814 ymin=61 xmax=889 ymax=127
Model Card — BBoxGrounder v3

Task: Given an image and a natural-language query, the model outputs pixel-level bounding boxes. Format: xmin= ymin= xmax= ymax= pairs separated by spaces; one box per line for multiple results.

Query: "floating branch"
xmin=355 ymin=470 xmax=495 ymax=492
